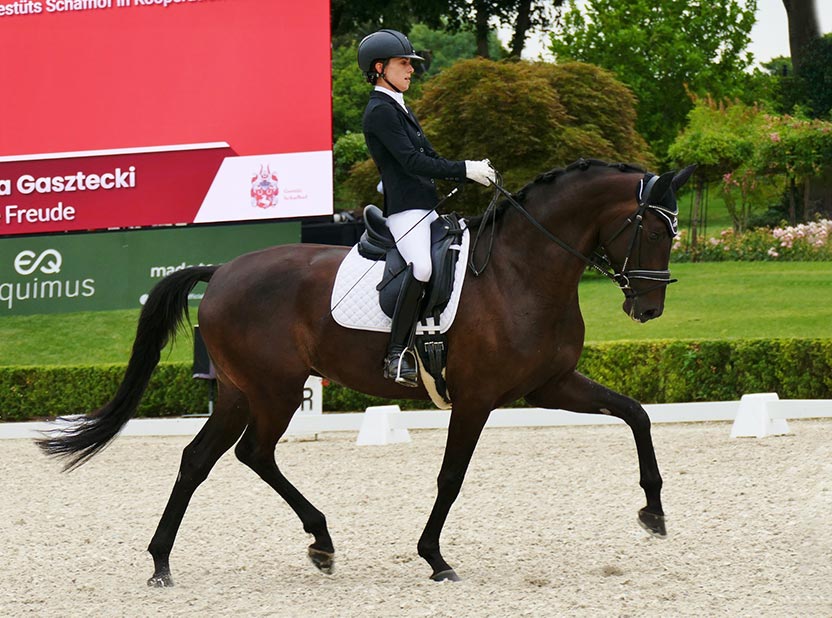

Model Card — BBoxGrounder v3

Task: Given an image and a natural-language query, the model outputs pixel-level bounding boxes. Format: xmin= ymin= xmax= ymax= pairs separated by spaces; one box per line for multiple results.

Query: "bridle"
xmin=470 ymin=172 xmax=678 ymax=300
xmin=593 ymin=174 xmax=678 ymax=298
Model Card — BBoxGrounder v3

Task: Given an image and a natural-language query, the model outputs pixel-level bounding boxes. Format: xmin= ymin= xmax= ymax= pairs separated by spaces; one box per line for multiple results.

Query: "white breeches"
xmin=386 ymin=209 xmax=438 ymax=283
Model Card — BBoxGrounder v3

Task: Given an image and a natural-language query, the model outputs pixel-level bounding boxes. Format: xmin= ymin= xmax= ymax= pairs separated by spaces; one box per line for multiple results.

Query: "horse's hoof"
xmin=308 ymin=547 xmax=335 ymax=574
xmin=638 ymin=508 xmax=667 ymax=538
xmin=431 ymin=569 xmax=461 ymax=582
xmin=147 ymin=571 xmax=174 ymax=587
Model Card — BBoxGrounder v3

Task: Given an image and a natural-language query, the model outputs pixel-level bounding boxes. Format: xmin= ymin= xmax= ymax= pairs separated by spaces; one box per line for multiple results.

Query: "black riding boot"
xmin=383 ymin=268 xmax=425 ymax=387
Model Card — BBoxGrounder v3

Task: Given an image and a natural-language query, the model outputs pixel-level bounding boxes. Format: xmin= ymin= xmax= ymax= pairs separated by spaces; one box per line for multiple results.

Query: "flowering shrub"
xmin=672 ymin=219 xmax=832 ymax=262
xmin=720 ymin=168 xmax=780 ymax=233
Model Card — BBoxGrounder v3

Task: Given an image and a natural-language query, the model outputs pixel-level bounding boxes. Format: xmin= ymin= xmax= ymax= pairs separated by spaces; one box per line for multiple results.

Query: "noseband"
xmin=474 ymin=174 xmax=677 ymax=299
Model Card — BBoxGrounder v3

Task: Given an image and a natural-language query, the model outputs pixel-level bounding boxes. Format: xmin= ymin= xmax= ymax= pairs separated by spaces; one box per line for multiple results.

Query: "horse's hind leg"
xmin=526 ymin=370 xmax=666 ymax=537
xmin=146 ymin=381 xmax=249 ymax=587
xmin=234 ymin=385 xmax=335 ymax=575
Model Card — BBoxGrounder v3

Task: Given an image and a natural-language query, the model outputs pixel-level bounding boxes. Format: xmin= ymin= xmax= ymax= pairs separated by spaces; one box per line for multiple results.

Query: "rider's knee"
xmin=412 ymin=260 xmax=432 ymax=283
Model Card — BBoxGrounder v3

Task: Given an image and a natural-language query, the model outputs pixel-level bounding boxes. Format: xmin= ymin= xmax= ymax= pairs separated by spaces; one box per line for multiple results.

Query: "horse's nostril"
xmin=640 ymin=308 xmax=661 ymax=322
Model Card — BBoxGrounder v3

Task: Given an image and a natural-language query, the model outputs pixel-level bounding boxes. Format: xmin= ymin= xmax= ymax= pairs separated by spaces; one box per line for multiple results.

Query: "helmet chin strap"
xmin=376 ymin=59 xmax=404 ymax=94
xmin=379 ymin=75 xmax=403 ymax=93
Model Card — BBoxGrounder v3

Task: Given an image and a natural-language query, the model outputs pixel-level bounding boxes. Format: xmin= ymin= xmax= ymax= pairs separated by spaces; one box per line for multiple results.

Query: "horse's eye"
xmin=647 ymin=231 xmax=661 ymax=242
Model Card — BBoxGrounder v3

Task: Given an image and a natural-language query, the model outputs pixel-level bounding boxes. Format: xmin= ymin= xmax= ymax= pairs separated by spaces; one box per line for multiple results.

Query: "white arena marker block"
xmin=356 ymin=405 xmax=411 ymax=445
xmin=730 ymin=393 xmax=790 ymax=438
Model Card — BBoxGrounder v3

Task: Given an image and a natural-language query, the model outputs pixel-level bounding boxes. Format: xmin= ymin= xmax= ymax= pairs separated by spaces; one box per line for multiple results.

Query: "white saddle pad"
xmin=330 ymin=226 xmax=470 ymax=334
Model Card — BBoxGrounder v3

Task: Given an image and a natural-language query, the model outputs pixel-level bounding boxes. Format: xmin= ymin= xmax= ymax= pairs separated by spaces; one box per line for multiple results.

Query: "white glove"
xmin=465 ymin=159 xmax=496 ymax=186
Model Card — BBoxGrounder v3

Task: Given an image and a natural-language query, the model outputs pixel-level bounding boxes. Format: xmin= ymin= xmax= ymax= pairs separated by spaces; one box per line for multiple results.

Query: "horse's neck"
xmin=489 ymin=172 xmax=635 ymax=297
xmin=497 ymin=189 xmax=600 ymax=272
xmin=479 ymin=212 xmax=582 ymax=313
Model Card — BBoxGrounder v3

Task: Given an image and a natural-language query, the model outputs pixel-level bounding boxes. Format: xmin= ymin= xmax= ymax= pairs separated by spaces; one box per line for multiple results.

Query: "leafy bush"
xmin=669 ymin=98 xmax=832 ymax=239
xmin=339 ymin=58 xmax=654 ymax=217
xmin=339 ymin=158 xmax=384 ymax=212
xmin=0 ymin=363 xmax=207 ymax=421
xmin=333 ymin=132 xmax=369 ymax=182
xmin=415 ymin=58 xmax=654 ymax=215
xmin=576 ymin=339 xmax=832 ymax=403
xmin=333 ymin=132 xmax=370 ymax=210
xmin=331 ymin=43 xmax=369 ymax=139
xmin=3 ymin=339 xmax=830 ymax=422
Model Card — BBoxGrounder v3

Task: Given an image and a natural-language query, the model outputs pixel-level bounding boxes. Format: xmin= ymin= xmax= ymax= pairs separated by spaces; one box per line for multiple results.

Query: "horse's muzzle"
xmin=623 ymin=298 xmax=664 ymax=323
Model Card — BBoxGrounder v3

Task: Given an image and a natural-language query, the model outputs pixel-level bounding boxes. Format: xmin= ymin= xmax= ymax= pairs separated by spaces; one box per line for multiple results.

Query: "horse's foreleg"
xmin=147 ymin=385 xmax=249 ymax=587
xmin=234 ymin=391 xmax=334 ymax=575
xmin=417 ymin=409 xmax=489 ymax=582
xmin=526 ymin=371 xmax=666 ymax=537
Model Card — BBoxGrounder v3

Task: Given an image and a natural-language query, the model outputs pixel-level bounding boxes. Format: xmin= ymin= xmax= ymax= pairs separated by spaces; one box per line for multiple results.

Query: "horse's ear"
xmin=646 ymin=171 xmax=675 ymax=204
xmin=671 ymin=164 xmax=697 ymax=192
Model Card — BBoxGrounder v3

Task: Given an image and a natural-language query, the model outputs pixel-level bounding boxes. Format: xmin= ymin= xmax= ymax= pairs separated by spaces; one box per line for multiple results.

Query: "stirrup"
xmin=385 ymin=348 xmax=419 ymax=388
xmin=394 ymin=349 xmax=419 ymax=387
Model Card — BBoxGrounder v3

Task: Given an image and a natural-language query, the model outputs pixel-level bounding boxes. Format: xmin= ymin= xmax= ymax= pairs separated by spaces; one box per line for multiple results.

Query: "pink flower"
xmin=769 ymin=132 xmax=781 ymax=142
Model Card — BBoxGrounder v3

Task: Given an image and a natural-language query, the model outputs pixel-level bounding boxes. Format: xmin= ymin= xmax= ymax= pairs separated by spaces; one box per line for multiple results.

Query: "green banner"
xmin=0 ymin=222 xmax=299 ymax=315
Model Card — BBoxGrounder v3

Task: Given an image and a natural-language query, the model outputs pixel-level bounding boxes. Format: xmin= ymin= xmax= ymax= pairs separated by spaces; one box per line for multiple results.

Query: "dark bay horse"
xmin=38 ymin=159 xmax=695 ymax=585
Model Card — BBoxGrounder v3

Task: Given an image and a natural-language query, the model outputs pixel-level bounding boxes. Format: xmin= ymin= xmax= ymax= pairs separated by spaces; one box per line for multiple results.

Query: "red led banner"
xmin=0 ymin=0 xmax=333 ymax=234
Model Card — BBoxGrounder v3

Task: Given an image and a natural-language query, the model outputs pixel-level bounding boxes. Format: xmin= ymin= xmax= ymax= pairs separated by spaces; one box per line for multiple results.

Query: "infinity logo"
xmin=14 ymin=249 xmax=63 ymax=276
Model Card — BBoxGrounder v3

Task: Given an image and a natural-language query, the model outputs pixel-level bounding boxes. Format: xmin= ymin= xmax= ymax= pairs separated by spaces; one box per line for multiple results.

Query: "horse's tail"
xmin=36 ymin=265 xmax=219 ymax=471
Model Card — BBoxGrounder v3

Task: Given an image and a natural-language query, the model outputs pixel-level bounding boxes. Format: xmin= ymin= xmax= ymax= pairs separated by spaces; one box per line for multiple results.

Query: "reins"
xmin=470 ymin=173 xmax=677 ymax=298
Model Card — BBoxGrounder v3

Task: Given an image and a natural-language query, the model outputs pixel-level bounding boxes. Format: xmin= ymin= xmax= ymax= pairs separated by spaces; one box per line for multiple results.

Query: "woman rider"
xmin=358 ymin=28 xmax=495 ymax=388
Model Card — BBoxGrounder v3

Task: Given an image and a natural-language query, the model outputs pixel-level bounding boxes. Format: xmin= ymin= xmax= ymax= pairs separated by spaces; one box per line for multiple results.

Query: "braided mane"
xmin=466 ymin=158 xmax=645 ymax=230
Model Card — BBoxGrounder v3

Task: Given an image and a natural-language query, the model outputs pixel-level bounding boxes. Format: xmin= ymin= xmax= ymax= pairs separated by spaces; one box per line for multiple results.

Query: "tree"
xmin=332 ymin=0 xmax=564 ymax=60
xmin=549 ymin=0 xmax=757 ymax=159
xmin=782 ymin=0 xmax=820 ymax=76
xmin=754 ymin=114 xmax=832 ymax=223
xmin=539 ymin=62 xmax=654 ymax=166
xmin=330 ymin=0 xmax=446 ymax=41
xmin=668 ymin=97 xmax=774 ymax=244
xmin=797 ymin=34 xmax=832 ymax=119
xmin=408 ymin=23 xmax=504 ymax=73
xmin=760 ymin=4 xmax=830 ymax=119
xmin=443 ymin=0 xmax=565 ymax=59
xmin=670 ymin=97 xmax=832 ymax=241
xmin=771 ymin=2 xmax=832 ymax=218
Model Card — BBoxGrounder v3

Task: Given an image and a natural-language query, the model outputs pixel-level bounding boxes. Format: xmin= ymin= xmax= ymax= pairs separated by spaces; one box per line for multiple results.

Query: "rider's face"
xmin=377 ymin=57 xmax=414 ymax=92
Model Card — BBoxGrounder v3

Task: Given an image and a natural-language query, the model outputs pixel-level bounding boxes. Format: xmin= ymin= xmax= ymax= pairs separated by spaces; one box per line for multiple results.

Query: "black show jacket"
xmin=362 ymin=90 xmax=466 ymax=216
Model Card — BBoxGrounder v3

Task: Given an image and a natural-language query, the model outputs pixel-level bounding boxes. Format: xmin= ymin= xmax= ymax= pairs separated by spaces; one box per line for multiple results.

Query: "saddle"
xmin=358 ymin=205 xmax=464 ymax=323
xmin=358 ymin=205 xmax=464 ymax=407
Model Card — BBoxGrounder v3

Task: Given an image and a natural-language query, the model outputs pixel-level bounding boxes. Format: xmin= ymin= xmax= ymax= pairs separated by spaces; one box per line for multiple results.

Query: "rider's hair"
xmin=366 ymin=58 xmax=389 ymax=85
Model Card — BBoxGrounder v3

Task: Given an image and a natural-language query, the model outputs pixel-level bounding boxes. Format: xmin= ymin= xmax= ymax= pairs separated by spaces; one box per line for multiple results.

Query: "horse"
xmin=38 ymin=158 xmax=696 ymax=585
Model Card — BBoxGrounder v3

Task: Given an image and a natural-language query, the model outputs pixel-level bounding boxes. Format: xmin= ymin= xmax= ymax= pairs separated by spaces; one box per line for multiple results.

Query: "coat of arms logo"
xmin=250 ymin=165 xmax=279 ymax=209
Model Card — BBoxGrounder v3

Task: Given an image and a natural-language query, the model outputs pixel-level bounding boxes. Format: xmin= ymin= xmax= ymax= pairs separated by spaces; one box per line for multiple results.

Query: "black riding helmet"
xmin=358 ymin=29 xmax=424 ymax=84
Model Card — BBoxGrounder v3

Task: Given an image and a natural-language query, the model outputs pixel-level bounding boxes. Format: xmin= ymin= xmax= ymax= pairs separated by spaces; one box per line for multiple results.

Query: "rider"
xmin=359 ymin=28 xmax=495 ymax=388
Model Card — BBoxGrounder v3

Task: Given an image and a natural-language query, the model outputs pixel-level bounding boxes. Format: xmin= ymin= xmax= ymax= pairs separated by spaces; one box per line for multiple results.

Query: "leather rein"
xmin=469 ymin=173 xmax=677 ymax=299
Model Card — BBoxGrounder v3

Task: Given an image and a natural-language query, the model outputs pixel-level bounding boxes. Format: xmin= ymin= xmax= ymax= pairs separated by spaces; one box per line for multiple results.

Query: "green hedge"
xmin=2 ymin=339 xmax=831 ymax=422
xmin=577 ymin=339 xmax=832 ymax=402
xmin=0 ymin=363 xmax=207 ymax=422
